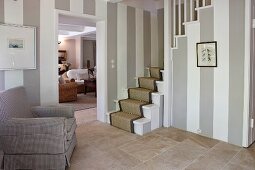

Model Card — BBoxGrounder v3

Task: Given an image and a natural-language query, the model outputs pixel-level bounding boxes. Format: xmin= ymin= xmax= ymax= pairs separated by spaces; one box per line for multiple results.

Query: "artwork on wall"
xmin=0 ymin=23 xmax=36 ymax=70
xmin=197 ymin=41 xmax=217 ymax=67
xmin=58 ymin=50 xmax=67 ymax=64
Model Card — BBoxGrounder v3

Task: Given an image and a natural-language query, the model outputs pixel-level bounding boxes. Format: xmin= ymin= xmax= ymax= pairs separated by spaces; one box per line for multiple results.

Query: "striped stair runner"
xmin=110 ymin=67 xmax=163 ymax=133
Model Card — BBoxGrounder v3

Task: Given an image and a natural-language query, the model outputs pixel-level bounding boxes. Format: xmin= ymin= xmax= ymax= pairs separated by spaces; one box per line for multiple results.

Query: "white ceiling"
xmin=58 ymin=14 xmax=96 ymax=39
xmin=120 ymin=0 xmax=164 ymax=13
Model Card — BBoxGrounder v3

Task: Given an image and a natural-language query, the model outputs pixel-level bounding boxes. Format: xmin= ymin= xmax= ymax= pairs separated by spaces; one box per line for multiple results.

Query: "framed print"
xmin=0 ymin=23 xmax=36 ymax=70
xmin=197 ymin=41 xmax=217 ymax=67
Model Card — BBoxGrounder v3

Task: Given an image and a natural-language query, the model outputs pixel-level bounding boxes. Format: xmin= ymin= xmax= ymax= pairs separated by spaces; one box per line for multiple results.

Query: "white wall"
xmin=58 ymin=39 xmax=77 ymax=69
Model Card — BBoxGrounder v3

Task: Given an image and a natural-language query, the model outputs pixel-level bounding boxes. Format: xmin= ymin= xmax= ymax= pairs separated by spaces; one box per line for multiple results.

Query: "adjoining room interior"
xmin=57 ymin=14 xmax=97 ymax=112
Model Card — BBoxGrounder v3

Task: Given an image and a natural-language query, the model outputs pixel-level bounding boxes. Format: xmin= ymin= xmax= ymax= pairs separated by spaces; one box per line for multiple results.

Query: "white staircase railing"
xmin=172 ymin=0 xmax=213 ymax=47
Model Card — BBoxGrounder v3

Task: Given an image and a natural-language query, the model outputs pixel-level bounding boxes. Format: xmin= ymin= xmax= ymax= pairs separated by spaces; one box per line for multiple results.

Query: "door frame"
xmin=243 ymin=0 xmax=252 ymax=147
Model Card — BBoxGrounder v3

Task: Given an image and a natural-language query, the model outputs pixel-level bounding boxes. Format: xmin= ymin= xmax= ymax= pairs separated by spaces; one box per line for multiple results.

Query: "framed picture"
xmin=197 ymin=41 xmax=217 ymax=67
xmin=0 ymin=23 xmax=36 ymax=70
xmin=58 ymin=50 xmax=67 ymax=64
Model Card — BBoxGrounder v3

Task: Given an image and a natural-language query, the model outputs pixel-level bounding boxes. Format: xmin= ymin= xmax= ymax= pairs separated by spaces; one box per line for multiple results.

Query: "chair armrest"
xmin=31 ymin=105 xmax=75 ymax=118
xmin=0 ymin=118 xmax=65 ymax=136
xmin=0 ymin=118 xmax=66 ymax=155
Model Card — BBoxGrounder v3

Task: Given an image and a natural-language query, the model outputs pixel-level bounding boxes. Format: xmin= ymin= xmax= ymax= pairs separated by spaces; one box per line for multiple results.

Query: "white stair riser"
xmin=143 ymin=104 xmax=162 ymax=130
xmin=133 ymin=118 xmax=151 ymax=135
xmin=156 ymin=81 xmax=164 ymax=93
xmin=106 ymin=112 xmax=111 ymax=124
xmin=151 ymin=93 xmax=164 ymax=127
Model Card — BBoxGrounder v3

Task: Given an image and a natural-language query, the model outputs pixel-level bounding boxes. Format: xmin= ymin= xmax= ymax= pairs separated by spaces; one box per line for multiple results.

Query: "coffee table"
xmin=84 ymin=78 xmax=96 ymax=97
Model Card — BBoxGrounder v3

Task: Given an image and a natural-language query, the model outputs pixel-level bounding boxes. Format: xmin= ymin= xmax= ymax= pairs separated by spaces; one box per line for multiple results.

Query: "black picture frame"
xmin=196 ymin=41 xmax=217 ymax=67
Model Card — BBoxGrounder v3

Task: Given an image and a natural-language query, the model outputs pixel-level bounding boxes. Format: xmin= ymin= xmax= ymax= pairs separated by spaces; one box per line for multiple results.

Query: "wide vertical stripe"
xmin=117 ymin=4 xmax=127 ymax=99
xmin=157 ymin=8 xmax=164 ymax=68
xmin=0 ymin=0 xmax=4 ymax=90
xmin=151 ymin=13 xmax=158 ymax=67
xmin=70 ymin=0 xmax=83 ymax=13
xmin=228 ymin=0 xmax=245 ymax=146
xmin=0 ymin=0 xmax=4 ymax=22
xmin=23 ymin=0 xmax=40 ymax=106
xmin=127 ymin=6 xmax=136 ymax=88
xmin=186 ymin=23 xmax=200 ymax=134
xmin=84 ymin=0 xmax=95 ymax=15
xmin=4 ymin=0 xmax=24 ymax=90
xmin=107 ymin=2 xmax=117 ymax=111
xmin=213 ymin=0 xmax=229 ymax=142
xmin=144 ymin=11 xmax=151 ymax=68
xmin=172 ymin=37 xmax=188 ymax=130
xmin=199 ymin=8 xmax=214 ymax=138
xmin=136 ymin=8 xmax=144 ymax=77
xmin=55 ymin=0 xmax=70 ymax=11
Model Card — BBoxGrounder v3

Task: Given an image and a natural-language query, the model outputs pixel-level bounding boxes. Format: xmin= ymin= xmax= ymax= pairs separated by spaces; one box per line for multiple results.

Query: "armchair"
xmin=0 ymin=87 xmax=77 ymax=170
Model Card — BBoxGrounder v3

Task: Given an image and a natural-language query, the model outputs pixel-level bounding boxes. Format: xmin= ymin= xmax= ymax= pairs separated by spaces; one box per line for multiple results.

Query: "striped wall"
xmin=0 ymin=0 xmax=40 ymax=105
xmin=107 ymin=2 xmax=118 ymax=111
xmin=55 ymin=0 xmax=95 ymax=15
xmin=171 ymin=0 xmax=245 ymax=146
xmin=108 ymin=2 xmax=164 ymax=106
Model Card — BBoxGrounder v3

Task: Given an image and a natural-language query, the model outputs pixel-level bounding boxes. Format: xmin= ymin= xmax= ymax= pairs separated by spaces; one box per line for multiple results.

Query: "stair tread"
xmin=129 ymin=88 xmax=154 ymax=103
xmin=110 ymin=111 xmax=141 ymax=133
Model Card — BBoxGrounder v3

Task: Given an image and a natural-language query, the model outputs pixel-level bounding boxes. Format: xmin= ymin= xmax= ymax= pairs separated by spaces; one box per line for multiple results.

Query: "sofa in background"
xmin=0 ymin=87 xmax=77 ymax=170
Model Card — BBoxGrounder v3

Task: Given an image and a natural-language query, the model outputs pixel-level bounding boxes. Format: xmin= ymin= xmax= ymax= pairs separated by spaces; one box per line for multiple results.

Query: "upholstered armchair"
xmin=0 ymin=87 xmax=77 ymax=170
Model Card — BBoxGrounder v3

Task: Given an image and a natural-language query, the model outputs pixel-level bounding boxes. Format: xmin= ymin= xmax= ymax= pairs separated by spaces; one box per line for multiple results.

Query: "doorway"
xmin=54 ymin=11 xmax=107 ymax=123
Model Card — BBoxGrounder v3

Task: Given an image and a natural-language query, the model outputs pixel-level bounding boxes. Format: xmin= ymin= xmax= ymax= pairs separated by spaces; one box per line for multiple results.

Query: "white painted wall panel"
xmin=213 ymin=0 xmax=229 ymax=142
xmin=186 ymin=23 xmax=200 ymax=133
xmin=40 ymin=0 xmax=58 ymax=105
xmin=136 ymin=8 xmax=144 ymax=77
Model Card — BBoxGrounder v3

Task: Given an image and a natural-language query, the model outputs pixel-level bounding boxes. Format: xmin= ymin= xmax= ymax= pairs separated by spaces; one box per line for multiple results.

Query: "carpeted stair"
xmin=110 ymin=67 xmax=163 ymax=133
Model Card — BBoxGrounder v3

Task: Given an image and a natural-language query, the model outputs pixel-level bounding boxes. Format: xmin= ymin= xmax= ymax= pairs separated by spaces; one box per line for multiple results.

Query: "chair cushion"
xmin=0 ymin=87 xmax=32 ymax=122
xmin=65 ymin=118 xmax=77 ymax=141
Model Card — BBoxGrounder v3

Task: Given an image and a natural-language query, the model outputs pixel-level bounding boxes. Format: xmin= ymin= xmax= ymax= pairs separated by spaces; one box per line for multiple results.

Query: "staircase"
xmin=106 ymin=67 xmax=164 ymax=135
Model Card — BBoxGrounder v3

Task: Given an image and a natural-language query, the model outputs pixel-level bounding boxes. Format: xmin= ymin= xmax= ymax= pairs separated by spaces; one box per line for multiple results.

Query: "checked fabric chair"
xmin=0 ymin=87 xmax=77 ymax=170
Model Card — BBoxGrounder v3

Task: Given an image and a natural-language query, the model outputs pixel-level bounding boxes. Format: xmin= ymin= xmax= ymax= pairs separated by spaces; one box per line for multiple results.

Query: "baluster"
xmin=190 ymin=0 xmax=193 ymax=21
xmin=184 ymin=0 xmax=187 ymax=22
xmin=178 ymin=0 xmax=181 ymax=35
xmin=173 ymin=0 xmax=176 ymax=35
xmin=203 ymin=0 xmax=206 ymax=6
xmin=196 ymin=0 xmax=199 ymax=8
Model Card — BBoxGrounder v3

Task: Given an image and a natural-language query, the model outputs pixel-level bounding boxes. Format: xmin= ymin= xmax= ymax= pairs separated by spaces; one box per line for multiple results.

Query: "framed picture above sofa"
xmin=0 ymin=23 xmax=36 ymax=70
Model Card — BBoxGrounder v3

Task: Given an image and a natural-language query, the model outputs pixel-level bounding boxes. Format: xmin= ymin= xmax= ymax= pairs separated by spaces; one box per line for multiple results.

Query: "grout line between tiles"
xmin=181 ymin=141 xmax=221 ymax=170
xmin=221 ymin=148 xmax=242 ymax=170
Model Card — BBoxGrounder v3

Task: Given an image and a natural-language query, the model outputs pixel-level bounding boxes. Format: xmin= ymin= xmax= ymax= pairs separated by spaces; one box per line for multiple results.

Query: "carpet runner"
xmin=110 ymin=67 xmax=163 ymax=133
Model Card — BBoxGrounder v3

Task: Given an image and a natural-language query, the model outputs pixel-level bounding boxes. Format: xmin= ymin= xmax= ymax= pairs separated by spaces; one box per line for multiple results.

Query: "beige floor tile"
xmin=223 ymin=162 xmax=251 ymax=170
xmin=228 ymin=149 xmax=255 ymax=169
xmin=154 ymin=139 xmax=208 ymax=169
xmin=119 ymin=134 xmax=178 ymax=162
xmin=185 ymin=142 xmax=241 ymax=170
